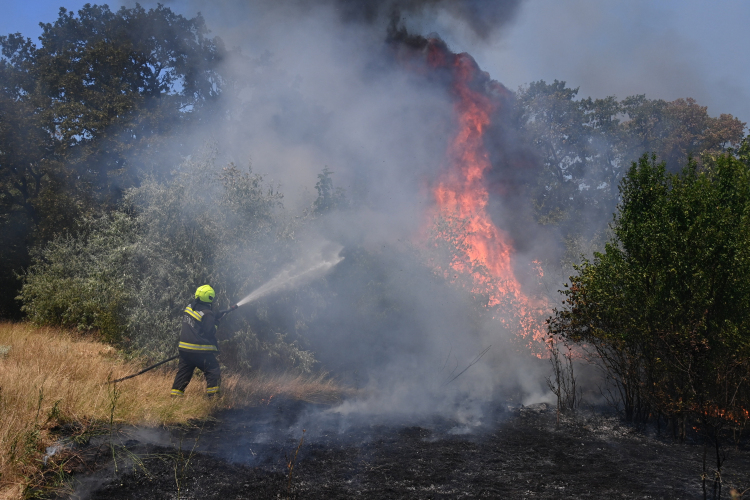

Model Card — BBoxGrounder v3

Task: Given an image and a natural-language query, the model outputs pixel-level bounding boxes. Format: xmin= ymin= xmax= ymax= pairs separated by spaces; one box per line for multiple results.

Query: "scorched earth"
xmin=58 ymin=398 xmax=750 ymax=499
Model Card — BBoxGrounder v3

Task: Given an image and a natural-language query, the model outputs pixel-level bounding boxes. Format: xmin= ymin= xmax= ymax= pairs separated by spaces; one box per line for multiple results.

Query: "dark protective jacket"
xmin=178 ymin=300 xmax=218 ymax=352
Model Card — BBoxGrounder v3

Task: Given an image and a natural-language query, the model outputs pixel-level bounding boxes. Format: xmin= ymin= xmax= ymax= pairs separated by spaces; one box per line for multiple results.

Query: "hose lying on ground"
xmin=108 ymin=354 xmax=179 ymax=384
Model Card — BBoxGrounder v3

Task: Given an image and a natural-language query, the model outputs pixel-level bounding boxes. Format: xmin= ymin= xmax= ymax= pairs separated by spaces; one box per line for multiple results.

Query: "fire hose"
xmin=108 ymin=304 xmax=239 ymax=384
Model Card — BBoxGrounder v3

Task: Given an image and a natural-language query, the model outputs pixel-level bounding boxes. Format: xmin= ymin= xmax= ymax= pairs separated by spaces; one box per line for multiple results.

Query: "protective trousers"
xmin=170 ymin=350 xmax=221 ymax=396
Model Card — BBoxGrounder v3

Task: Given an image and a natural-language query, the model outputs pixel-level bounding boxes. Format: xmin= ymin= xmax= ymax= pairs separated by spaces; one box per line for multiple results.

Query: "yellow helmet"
xmin=195 ymin=285 xmax=215 ymax=303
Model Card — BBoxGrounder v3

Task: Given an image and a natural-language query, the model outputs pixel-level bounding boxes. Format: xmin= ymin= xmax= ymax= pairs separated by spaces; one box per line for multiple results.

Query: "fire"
xmin=697 ymin=404 xmax=750 ymax=425
xmin=433 ymin=52 xmax=518 ymax=297
xmin=403 ymin=36 xmax=548 ymax=348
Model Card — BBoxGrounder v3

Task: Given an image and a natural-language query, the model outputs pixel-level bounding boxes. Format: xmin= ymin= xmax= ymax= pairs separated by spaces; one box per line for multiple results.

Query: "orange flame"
xmin=422 ymin=41 xmax=547 ymax=349
xmin=697 ymin=404 xmax=750 ymax=425
xmin=433 ymin=54 xmax=518 ymax=295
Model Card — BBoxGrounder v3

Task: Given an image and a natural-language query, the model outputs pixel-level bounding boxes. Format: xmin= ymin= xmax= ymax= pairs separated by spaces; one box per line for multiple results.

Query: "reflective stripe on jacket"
xmin=184 ymin=306 xmax=204 ymax=322
xmin=178 ymin=341 xmax=218 ymax=351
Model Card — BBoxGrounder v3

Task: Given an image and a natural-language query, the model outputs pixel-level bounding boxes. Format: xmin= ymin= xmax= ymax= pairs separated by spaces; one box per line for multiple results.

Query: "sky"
xmin=3 ymin=0 xmax=750 ymax=125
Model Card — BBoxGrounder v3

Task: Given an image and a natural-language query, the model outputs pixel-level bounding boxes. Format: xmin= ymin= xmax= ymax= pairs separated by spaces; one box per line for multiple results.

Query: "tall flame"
xmin=407 ymin=37 xmax=547 ymax=347
xmin=433 ymin=53 xmax=520 ymax=299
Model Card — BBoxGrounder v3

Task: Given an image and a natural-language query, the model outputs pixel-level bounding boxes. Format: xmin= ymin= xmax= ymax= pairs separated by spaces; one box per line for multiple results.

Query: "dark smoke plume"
xmin=316 ymin=0 xmax=524 ymax=39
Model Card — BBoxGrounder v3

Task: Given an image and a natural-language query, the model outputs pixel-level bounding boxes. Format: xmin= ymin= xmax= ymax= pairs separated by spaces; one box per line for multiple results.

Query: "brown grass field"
xmin=0 ymin=322 xmax=342 ymax=499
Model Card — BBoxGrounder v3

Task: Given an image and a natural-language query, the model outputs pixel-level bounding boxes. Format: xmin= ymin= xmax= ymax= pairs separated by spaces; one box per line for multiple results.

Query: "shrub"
xmin=20 ymin=150 xmax=316 ymax=370
xmin=20 ymin=212 xmax=139 ymax=343
xmin=549 ymin=153 xmax=750 ymax=432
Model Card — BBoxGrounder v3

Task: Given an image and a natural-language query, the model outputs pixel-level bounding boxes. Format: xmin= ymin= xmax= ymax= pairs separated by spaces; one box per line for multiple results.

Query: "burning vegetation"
xmin=1 ymin=2 xmax=750 ymax=498
xmin=389 ymin=27 xmax=549 ymax=351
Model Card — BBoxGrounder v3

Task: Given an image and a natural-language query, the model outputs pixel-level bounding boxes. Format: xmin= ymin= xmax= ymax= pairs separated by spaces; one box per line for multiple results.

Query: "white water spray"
xmin=236 ymin=243 xmax=344 ymax=307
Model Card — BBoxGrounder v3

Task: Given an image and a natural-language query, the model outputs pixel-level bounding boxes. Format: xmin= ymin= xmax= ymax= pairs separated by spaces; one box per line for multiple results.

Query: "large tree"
xmin=516 ymin=81 xmax=746 ymax=225
xmin=621 ymin=96 xmax=745 ymax=170
xmin=0 ymin=4 xmax=226 ymax=317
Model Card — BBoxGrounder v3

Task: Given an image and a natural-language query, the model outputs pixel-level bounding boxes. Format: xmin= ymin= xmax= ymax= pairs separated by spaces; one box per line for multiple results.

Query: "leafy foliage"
xmin=20 ymin=152 xmax=320 ymax=372
xmin=518 ymin=81 xmax=746 ymax=224
xmin=2 ymin=3 xmax=225 ymax=195
xmin=515 ymin=81 xmax=747 ymax=294
xmin=549 ymin=152 xmax=750 ymax=431
xmin=0 ymin=4 xmax=226 ymax=317
xmin=19 ymin=212 xmax=138 ymax=343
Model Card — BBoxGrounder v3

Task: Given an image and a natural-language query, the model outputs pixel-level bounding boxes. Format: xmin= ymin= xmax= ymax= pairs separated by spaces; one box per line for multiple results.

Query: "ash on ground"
xmin=56 ymin=399 xmax=750 ymax=499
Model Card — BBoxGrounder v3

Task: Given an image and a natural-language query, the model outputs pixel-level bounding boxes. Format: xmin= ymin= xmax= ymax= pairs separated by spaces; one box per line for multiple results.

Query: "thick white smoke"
xmin=117 ymin=0 xmax=554 ymax=420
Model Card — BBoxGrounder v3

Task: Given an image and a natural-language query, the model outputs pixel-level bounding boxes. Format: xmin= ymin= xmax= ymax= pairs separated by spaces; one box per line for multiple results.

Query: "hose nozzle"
xmin=217 ymin=304 xmax=239 ymax=321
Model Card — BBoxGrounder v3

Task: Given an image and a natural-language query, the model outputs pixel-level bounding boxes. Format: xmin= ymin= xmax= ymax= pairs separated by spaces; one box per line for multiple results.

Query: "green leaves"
xmin=19 ymin=152 xmax=289 ymax=359
xmin=550 ymin=152 xmax=750 ymax=423
xmin=517 ymin=82 xmax=746 ymax=289
xmin=0 ymin=5 xmax=227 ymax=316
xmin=19 ymin=212 xmax=139 ymax=343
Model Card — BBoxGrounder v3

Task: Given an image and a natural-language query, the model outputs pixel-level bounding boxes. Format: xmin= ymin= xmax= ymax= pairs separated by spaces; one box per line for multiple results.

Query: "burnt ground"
xmin=53 ymin=400 xmax=750 ymax=499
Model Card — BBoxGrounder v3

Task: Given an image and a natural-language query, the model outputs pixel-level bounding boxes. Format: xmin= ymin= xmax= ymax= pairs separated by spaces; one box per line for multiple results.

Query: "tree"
xmin=516 ymin=82 xmax=747 ymax=306
xmin=515 ymin=80 xmax=595 ymax=222
xmin=621 ymin=96 xmax=745 ymax=171
xmin=0 ymin=4 xmax=226 ymax=317
xmin=549 ymin=153 xmax=750 ymax=443
xmin=517 ymin=82 xmax=746 ymax=226
xmin=31 ymin=4 xmax=225 ymax=191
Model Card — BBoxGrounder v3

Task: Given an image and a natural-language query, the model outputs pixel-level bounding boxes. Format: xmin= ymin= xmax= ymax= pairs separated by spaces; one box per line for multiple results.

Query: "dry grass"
xmin=0 ymin=322 xmax=343 ymax=499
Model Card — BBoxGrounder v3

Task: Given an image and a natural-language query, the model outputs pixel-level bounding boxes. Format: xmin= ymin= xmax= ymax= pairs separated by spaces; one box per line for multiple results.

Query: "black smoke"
xmin=333 ymin=0 xmax=524 ymax=39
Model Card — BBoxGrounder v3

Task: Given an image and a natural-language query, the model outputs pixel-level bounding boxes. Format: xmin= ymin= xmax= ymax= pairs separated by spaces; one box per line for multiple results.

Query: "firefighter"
xmin=170 ymin=285 xmax=221 ymax=397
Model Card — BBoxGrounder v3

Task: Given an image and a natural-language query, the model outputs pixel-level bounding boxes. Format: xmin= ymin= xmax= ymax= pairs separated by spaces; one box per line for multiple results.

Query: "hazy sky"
xmin=3 ymin=0 xmax=750 ymax=124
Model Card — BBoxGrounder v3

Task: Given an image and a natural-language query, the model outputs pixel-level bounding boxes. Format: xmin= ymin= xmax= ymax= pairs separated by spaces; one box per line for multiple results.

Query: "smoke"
xmin=154 ymin=0 xmax=524 ymax=42
xmin=465 ymin=0 xmax=750 ymax=124
xmin=329 ymin=0 xmax=523 ymax=40
xmin=112 ymin=0 xmax=554 ymax=421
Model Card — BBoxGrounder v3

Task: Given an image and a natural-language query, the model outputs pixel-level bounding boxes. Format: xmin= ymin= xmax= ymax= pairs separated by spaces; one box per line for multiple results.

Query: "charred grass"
xmin=0 ymin=322 xmax=342 ymax=499
xmin=69 ymin=402 xmax=750 ymax=499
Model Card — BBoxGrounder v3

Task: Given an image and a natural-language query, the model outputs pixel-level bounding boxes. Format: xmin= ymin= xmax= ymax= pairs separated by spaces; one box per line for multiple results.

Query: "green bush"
xmin=20 ymin=212 xmax=139 ymax=343
xmin=550 ymin=152 xmax=750 ymax=431
xmin=19 ymin=150 xmax=316 ymax=370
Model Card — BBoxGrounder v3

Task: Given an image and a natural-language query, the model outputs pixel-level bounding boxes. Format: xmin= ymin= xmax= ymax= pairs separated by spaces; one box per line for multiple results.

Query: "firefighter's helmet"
xmin=195 ymin=285 xmax=215 ymax=303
